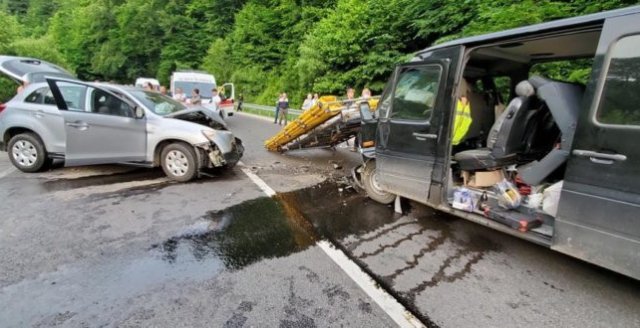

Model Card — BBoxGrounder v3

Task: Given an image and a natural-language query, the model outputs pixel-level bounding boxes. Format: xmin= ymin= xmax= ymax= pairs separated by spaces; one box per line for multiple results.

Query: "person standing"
xmin=191 ymin=88 xmax=202 ymax=105
xmin=237 ymin=94 xmax=244 ymax=111
xmin=312 ymin=93 xmax=319 ymax=107
xmin=277 ymin=93 xmax=289 ymax=126
xmin=344 ymin=87 xmax=356 ymax=108
xmin=274 ymin=93 xmax=281 ymax=124
xmin=361 ymin=88 xmax=371 ymax=99
xmin=173 ymin=87 xmax=186 ymax=102
xmin=159 ymin=86 xmax=168 ymax=96
xmin=210 ymin=88 xmax=222 ymax=109
xmin=301 ymin=93 xmax=313 ymax=111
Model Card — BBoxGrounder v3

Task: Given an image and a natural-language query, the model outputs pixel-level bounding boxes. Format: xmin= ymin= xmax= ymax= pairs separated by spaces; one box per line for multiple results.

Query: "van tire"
xmin=160 ymin=143 xmax=198 ymax=182
xmin=8 ymin=133 xmax=49 ymax=173
xmin=362 ymin=161 xmax=395 ymax=204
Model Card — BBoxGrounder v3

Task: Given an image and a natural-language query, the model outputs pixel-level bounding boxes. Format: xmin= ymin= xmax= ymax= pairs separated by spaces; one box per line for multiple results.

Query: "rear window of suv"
xmin=24 ymin=87 xmax=56 ymax=105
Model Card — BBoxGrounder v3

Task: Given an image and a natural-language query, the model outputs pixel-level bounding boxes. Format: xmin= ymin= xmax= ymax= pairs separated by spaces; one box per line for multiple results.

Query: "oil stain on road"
xmin=150 ymin=180 xmax=500 ymax=327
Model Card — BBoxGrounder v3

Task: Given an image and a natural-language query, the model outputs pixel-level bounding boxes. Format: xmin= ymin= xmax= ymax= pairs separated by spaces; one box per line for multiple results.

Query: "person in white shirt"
xmin=301 ymin=93 xmax=313 ymax=111
xmin=172 ymin=88 xmax=186 ymax=102
xmin=210 ymin=88 xmax=222 ymax=109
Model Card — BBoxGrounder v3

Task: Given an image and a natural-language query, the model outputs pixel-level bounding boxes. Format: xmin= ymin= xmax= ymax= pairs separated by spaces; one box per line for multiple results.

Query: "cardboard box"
xmin=461 ymin=170 xmax=504 ymax=188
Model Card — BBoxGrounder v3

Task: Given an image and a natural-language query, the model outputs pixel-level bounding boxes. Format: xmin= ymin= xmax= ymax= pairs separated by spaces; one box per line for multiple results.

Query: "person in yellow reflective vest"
xmin=452 ymin=94 xmax=472 ymax=145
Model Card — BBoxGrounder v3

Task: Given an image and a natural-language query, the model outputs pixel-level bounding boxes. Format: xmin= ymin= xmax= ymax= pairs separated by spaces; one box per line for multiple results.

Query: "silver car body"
xmin=0 ymin=56 xmax=243 ymax=171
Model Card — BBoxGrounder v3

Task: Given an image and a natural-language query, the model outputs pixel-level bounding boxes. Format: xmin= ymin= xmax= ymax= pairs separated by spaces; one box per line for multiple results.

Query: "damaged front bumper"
xmin=195 ymin=138 xmax=244 ymax=169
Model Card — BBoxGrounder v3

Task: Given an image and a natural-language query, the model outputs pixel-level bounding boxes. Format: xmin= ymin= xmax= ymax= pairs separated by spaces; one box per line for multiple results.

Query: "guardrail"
xmin=242 ymin=103 xmax=303 ymax=116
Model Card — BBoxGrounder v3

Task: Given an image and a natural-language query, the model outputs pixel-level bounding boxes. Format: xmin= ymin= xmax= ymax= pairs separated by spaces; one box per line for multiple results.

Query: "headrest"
xmin=528 ymin=75 xmax=551 ymax=89
xmin=515 ymin=80 xmax=535 ymax=97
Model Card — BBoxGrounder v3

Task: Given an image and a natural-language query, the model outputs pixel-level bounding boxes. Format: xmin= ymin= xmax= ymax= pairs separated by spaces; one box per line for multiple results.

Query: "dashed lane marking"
xmin=237 ymin=161 xmax=425 ymax=328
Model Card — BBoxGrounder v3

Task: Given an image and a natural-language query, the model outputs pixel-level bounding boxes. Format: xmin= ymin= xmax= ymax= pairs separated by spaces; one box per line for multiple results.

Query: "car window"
xmin=60 ymin=85 xmax=87 ymax=111
xmin=24 ymin=87 xmax=56 ymax=105
xmin=130 ymin=90 xmax=187 ymax=115
xmin=89 ymin=88 xmax=134 ymax=117
xmin=596 ymin=34 xmax=640 ymax=126
xmin=391 ymin=65 xmax=442 ymax=121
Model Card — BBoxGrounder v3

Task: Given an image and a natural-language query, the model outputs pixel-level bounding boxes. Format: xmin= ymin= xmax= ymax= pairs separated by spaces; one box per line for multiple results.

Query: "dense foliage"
xmin=0 ymin=0 xmax=638 ymax=105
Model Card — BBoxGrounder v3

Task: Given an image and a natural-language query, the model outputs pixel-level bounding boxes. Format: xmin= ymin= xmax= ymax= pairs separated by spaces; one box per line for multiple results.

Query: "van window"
xmin=596 ymin=34 xmax=640 ymax=126
xmin=391 ymin=65 xmax=442 ymax=121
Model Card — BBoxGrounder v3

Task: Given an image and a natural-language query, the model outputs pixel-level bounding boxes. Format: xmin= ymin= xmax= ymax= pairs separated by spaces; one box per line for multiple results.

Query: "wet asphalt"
xmin=0 ymin=112 xmax=639 ymax=328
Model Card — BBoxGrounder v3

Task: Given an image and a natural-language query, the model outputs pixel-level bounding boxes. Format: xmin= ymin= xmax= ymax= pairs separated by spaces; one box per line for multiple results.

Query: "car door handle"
xmin=32 ymin=110 xmax=45 ymax=118
xmin=413 ymin=132 xmax=437 ymax=141
xmin=573 ymin=149 xmax=627 ymax=164
xmin=66 ymin=121 xmax=89 ymax=130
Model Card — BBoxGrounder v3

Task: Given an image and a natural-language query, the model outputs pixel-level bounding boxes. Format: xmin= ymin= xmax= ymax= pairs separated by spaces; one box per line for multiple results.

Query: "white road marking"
xmin=237 ymin=161 xmax=425 ymax=328
xmin=238 ymin=161 xmax=276 ymax=197
xmin=0 ymin=166 xmax=17 ymax=180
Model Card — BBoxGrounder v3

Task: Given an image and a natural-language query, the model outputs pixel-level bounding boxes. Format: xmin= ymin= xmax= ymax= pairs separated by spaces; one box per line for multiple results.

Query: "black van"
xmin=357 ymin=6 xmax=640 ymax=280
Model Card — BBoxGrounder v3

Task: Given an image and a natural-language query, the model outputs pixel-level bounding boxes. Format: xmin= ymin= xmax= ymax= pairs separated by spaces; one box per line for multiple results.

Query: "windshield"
xmin=174 ymin=81 xmax=215 ymax=98
xmin=130 ymin=90 xmax=187 ymax=115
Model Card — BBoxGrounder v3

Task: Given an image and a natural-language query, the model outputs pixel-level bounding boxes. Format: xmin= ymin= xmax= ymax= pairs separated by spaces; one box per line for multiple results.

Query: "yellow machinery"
xmin=265 ymin=96 xmax=379 ymax=152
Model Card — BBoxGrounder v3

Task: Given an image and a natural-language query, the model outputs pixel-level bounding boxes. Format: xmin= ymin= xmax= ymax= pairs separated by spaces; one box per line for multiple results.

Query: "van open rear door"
xmin=553 ymin=13 xmax=640 ymax=280
xmin=220 ymin=83 xmax=235 ymax=114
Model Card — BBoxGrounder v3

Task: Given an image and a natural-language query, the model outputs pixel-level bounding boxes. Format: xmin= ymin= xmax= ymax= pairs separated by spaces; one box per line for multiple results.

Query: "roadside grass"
xmin=241 ymin=107 xmax=300 ymax=122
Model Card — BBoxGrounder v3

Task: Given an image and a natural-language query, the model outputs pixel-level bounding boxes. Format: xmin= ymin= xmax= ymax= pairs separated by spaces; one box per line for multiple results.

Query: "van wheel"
xmin=161 ymin=143 xmax=198 ymax=182
xmin=8 ymin=133 xmax=49 ymax=173
xmin=362 ymin=161 xmax=395 ymax=204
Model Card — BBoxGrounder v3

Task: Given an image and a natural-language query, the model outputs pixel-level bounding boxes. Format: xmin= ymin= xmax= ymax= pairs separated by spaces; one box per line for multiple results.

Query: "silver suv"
xmin=0 ymin=56 xmax=243 ymax=182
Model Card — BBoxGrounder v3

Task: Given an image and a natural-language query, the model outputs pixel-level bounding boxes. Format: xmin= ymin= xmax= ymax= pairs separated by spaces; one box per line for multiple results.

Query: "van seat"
xmin=454 ymin=80 xmax=536 ymax=171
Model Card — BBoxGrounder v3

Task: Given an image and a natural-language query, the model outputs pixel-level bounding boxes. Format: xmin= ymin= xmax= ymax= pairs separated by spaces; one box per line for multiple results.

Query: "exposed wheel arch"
xmin=3 ymin=127 xmax=37 ymax=151
xmin=153 ymin=139 xmax=195 ymax=167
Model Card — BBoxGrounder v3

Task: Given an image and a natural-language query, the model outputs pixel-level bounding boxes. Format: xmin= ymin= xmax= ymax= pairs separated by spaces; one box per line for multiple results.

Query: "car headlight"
xmin=201 ymin=129 xmax=217 ymax=141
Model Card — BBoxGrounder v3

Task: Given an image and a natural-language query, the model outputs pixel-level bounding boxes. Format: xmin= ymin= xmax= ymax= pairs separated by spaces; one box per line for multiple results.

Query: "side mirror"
xmin=134 ymin=106 xmax=145 ymax=119
xmin=359 ymin=102 xmax=373 ymax=121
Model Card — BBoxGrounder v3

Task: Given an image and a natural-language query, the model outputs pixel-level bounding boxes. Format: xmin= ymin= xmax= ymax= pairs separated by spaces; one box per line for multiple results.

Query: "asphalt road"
xmin=0 ymin=112 xmax=639 ymax=328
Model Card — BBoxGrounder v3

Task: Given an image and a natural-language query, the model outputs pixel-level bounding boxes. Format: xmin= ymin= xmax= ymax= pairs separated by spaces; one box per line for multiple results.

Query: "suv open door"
xmin=46 ymin=78 xmax=148 ymax=166
xmin=554 ymin=13 xmax=640 ymax=280
xmin=375 ymin=47 xmax=460 ymax=204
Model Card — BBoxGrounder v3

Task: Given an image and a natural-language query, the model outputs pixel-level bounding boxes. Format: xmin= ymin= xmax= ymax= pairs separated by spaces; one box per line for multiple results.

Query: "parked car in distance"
xmin=0 ymin=56 xmax=243 ymax=182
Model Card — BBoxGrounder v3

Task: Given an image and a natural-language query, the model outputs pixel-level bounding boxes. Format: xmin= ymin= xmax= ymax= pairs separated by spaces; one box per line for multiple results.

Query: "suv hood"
xmin=0 ymin=56 xmax=74 ymax=84
xmin=164 ymin=106 xmax=228 ymax=131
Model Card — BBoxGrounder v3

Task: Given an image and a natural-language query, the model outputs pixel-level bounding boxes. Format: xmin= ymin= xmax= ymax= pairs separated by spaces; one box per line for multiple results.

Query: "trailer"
xmin=264 ymin=96 xmax=379 ymax=152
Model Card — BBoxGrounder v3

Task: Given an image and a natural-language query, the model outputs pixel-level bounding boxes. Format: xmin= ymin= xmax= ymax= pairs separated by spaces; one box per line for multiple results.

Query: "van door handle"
xmin=66 ymin=121 xmax=89 ymax=130
xmin=413 ymin=132 xmax=437 ymax=141
xmin=573 ymin=149 xmax=626 ymax=164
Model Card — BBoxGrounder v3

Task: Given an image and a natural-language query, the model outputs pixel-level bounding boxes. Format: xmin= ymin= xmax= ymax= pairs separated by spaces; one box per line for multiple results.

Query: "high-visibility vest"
xmin=452 ymin=99 xmax=472 ymax=145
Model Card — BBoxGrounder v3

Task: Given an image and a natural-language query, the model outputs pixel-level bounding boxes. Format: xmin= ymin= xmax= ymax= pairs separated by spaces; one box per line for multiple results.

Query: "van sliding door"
xmin=553 ymin=14 xmax=640 ymax=280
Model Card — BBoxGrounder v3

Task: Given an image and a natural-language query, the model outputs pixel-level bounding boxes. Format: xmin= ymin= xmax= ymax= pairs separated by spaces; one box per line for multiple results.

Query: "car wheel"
xmin=161 ymin=143 xmax=198 ymax=182
xmin=362 ymin=161 xmax=395 ymax=204
xmin=8 ymin=133 xmax=49 ymax=173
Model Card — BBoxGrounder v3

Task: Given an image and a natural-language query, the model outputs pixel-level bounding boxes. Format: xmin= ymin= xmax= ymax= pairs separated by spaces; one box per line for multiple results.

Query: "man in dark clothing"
xmin=274 ymin=93 xmax=281 ymax=124
xmin=237 ymin=94 xmax=244 ymax=111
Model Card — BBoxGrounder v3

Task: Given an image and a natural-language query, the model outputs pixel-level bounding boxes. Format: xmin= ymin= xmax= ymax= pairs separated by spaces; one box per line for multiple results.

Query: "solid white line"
xmin=238 ymin=161 xmax=276 ymax=197
xmin=0 ymin=166 xmax=17 ymax=179
xmin=237 ymin=161 xmax=425 ymax=328
xmin=317 ymin=241 xmax=425 ymax=328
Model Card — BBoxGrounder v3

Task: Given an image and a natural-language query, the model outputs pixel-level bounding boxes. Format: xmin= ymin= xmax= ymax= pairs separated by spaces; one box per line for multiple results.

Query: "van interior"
xmin=447 ymin=27 xmax=601 ymax=240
